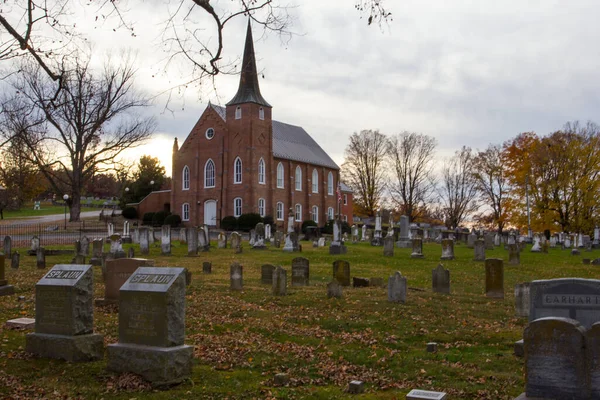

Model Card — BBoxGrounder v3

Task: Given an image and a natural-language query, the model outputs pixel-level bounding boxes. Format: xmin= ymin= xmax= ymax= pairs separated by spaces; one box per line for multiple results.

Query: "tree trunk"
xmin=70 ymin=192 xmax=81 ymax=222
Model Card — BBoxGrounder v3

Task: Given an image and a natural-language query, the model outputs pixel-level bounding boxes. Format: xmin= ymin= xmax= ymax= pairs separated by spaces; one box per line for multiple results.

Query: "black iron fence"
xmin=0 ymin=221 xmax=112 ymax=247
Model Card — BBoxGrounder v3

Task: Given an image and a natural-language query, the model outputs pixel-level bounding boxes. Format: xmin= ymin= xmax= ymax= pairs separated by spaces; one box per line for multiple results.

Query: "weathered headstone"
xmin=253 ymin=222 xmax=266 ymax=249
xmin=261 ymin=264 xmax=275 ymax=285
xmin=36 ymin=247 xmax=46 ymax=269
xmin=179 ymin=227 xmax=187 ymax=244
xmin=0 ymin=253 xmax=14 ymax=296
xmin=388 ymin=271 xmax=407 ymax=303
xmin=406 ymin=389 xmax=447 ymax=400
xmin=95 ymin=258 xmax=151 ymax=306
xmin=440 ymin=239 xmax=455 ymax=260
xmin=127 ymin=247 xmax=135 ymax=258
xmin=217 ymin=232 xmax=227 ymax=249
xmin=474 ymin=239 xmax=486 ymax=261
xmin=272 ymin=266 xmax=287 ymax=296
xmin=531 ymin=236 xmax=541 ymax=252
xmin=230 ymin=232 xmax=241 ymax=250
xmin=107 ymin=267 xmax=193 ymax=385
xmin=396 ymin=215 xmax=411 ymax=248
xmin=10 ymin=251 xmax=19 ymax=270
xmin=332 ymin=260 xmax=350 ymax=286
xmin=274 ymin=231 xmax=283 ymax=248
xmin=132 ymin=228 xmax=140 ymax=244
xmin=484 ymin=233 xmax=494 ymax=250
xmin=485 ymin=258 xmax=504 ymax=299
xmin=80 ymin=236 xmax=90 ymax=256
xmin=187 ymin=227 xmax=198 ymax=256
xmin=318 ymin=237 xmax=326 ymax=247
xmin=197 ymin=227 xmax=210 ymax=252
xmin=291 ymin=257 xmax=310 ymax=286
xmin=508 ymin=243 xmax=520 ymax=265
xmin=230 ymin=263 xmax=243 ymax=291
xmin=107 ymin=222 xmax=114 ymax=237
xmin=31 ymin=235 xmax=40 ymax=253
xmin=327 ymin=281 xmax=343 ymax=298
xmin=329 ymin=220 xmax=347 ymax=254
xmin=161 ymin=225 xmax=171 ymax=255
xmin=265 ymin=224 xmax=272 ymax=240
xmin=467 ymin=232 xmax=477 ymax=249
xmin=26 ymin=264 xmax=103 ymax=361
xmin=383 ymin=236 xmax=394 ymax=257
xmin=432 ymin=264 xmax=450 ymax=294
xmin=202 ymin=262 xmax=212 ymax=274
xmin=284 ymin=232 xmax=300 ymax=253
xmin=587 ymin=322 xmax=600 ymax=398
xmin=410 ymin=238 xmax=424 ymax=259
xmin=91 ymin=238 xmax=104 ymax=265
xmin=353 ymin=277 xmax=369 ymax=287
xmin=148 ymin=227 xmax=155 ymax=245
xmin=3 ymin=235 xmax=12 ymax=258
xmin=71 ymin=254 xmax=86 ymax=264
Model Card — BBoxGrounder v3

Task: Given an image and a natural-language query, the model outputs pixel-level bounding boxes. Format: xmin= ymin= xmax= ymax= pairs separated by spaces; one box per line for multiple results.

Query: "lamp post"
xmin=63 ymin=194 xmax=69 ymax=230
xmin=526 ymin=176 xmax=532 ymax=239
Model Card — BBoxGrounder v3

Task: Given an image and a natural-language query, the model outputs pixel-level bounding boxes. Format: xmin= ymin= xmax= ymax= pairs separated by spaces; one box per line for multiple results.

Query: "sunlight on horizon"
xmin=124 ymin=134 xmax=174 ymax=177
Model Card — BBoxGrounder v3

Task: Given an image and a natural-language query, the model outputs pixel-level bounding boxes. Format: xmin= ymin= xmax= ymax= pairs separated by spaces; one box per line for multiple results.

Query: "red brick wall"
xmin=341 ymin=191 xmax=354 ymax=224
xmin=133 ymin=190 xmax=172 ymax=219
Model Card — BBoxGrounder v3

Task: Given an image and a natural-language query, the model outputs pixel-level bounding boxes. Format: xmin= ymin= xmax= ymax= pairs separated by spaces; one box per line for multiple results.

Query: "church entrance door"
xmin=204 ymin=200 xmax=217 ymax=226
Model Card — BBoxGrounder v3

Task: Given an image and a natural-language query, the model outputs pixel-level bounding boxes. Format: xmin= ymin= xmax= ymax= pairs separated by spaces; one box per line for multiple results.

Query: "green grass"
xmin=0 ymin=239 xmax=596 ymax=399
xmin=1 ymin=202 xmax=106 ymax=219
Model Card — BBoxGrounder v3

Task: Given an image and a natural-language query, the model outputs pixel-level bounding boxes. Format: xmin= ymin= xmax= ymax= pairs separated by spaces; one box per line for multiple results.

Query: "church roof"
xmin=226 ymin=21 xmax=271 ymax=108
xmin=209 ymin=104 xmax=339 ymax=170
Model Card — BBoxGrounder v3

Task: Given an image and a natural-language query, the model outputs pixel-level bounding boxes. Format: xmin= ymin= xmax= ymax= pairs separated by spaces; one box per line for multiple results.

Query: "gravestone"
xmin=515 ymin=282 xmax=531 ymax=318
xmin=132 ymin=228 xmax=140 ymax=244
xmin=253 ymin=222 xmax=266 ymax=249
xmin=217 ymin=232 xmax=227 ymax=249
xmin=291 ymin=257 xmax=309 ymax=286
xmin=95 ymin=258 xmax=152 ymax=306
xmin=531 ymin=236 xmax=541 ymax=252
xmin=467 ymin=232 xmax=477 ymax=248
xmin=508 ymin=243 xmax=520 ymax=265
xmin=329 ymin=220 xmax=347 ymax=254
xmin=432 ymin=264 xmax=450 ymax=294
xmin=36 ymin=247 xmax=46 ymax=269
xmin=148 ymin=228 xmax=155 ymax=245
xmin=406 ymin=390 xmax=447 ymax=400
xmin=25 ymin=264 xmax=103 ymax=361
xmin=0 ymin=254 xmax=15 ymax=296
xmin=410 ymin=238 xmax=424 ymax=259
xmin=187 ymin=227 xmax=198 ymax=256
xmin=371 ymin=212 xmax=382 ymax=246
xmin=353 ymin=277 xmax=369 ymax=287
xmin=72 ymin=254 xmax=86 ymax=264
xmin=122 ymin=221 xmax=131 ymax=242
xmin=396 ymin=215 xmax=411 ymax=248
xmin=332 ymin=260 xmax=350 ymax=286
xmin=161 ymin=225 xmax=171 ymax=255
xmin=230 ymin=232 xmax=241 ymax=250
xmin=327 ymin=281 xmax=343 ymax=298
xmin=474 ymin=239 xmax=486 ymax=261
xmin=127 ymin=247 xmax=135 ymax=258
xmin=529 ymin=278 xmax=600 ymax=329
xmin=202 ymin=262 xmax=212 ymax=274
xmin=230 ymin=263 xmax=243 ymax=291
xmin=3 ymin=235 xmax=11 ymax=258
xmin=80 ymin=236 xmax=90 ymax=256
xmin=73 ymin=240 xmax=80 ymax=256
xmin=179 ymin=227 xmax=187 ymax=244
xmin=197 ymin=227 xmax=210 ymax=252
xmin=484 ymin=233 xmax=494 ymax=250
xmin=265 ymin=224 xmax=271 ymax=240
xmin=361 ymin=224 xmax=367 ymax=241
xmin=587 ymin=322 xmax=600 ymax=398
xmin=109 ymin=234 xmax=126 ymax=259
xmin=440 ymin=239 xmax=455 ymax=260
xmin=523 ymin=317 xmax=587 ymax=399
xmin=485 ymin=258 xmax=504 ymax=299
xmin=284 ymin=232 xmax=300 ymax=253
xmin=106 ymin=267 xmax=193 ymax=386
xmin=107 ymin=222 xmax=114 ymax=237
xmin=31 ymin=235 xmax=40 ymax=253
xmin=261 ymin=264 xmax=276 ymax=285
xmin=249 ymin=229 xmax=256 ymax=246
xmin=383 ymin=236 xmax=394 ymax=257
xmin=91 ymin=238 xmax=104 ymax=265
xmin=272 ymin=266 xmax=287 ymax=296
xmin=274 ymin=231 xmax=283 ymax=248
xmin=388 ymin=271 xmax=407 ymax=303
xmin=10 ymin=251 xmax=19 ymax=270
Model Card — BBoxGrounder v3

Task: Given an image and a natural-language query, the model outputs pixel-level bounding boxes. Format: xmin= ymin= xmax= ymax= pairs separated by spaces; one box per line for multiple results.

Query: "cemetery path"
xmin=2 ymin=210 xmax=102 ymax=225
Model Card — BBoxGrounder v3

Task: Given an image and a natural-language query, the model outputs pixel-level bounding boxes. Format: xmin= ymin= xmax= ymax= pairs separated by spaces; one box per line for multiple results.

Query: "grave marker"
xmin=432 ymin=264 xmax=450 ymax=294
xmin=187 ymin=227 xmax=198 ymax=256
xmin=332 ymin=260 xmax=350 ymax=286
xmin=0 ymin=253 xmax=15 ymax=296
xmin=440 ymin=239 xmax=455 ymax=260
xmin=388 ymin=271 xmax=407 ymax=303
xmin=230 ymin=263 xmax=243 ymax=291
xmin=3 ymin=235 xmax=11 ymax=257
xmin=485 ymin=258 xmax=504 ymax=299
xmin=161 ymin=225 xmax=171 ymax=255
xmin=261 ymin=264 xmax=276 ymax=285
xmin=36 ymin=247 xmax=46 ymax=269
xmin=291 ymin=257 xmax=309 ymax=286
xmin=327 ymin=281 xmax=343 ymax=298
xmin=10 ymin=251 xmax=19 ymax=270
xmin=272 ymin=266 xmax=287 ymax=296
xmin=95 ymin=258 xmax=152 ymax=306
xmin=202 ymin=261 xmax=212 ymax=274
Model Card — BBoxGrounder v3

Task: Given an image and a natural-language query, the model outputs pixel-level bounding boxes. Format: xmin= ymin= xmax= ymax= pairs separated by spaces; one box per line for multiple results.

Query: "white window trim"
xmin=235 ymin=106 xmax=242 ymax=120
xmin=312 ymin=205 xmax=318 ymax=223
xmin=205 ymin=128 xmax=215 ymax=140
xmin=277 ymin=162 xmax=284 ymax=188
xmin=312 ymin=169 xmax=319 ymax=193
xmin=259 ymin=107 xmax=264 ymax=120
xmin=234 ymin=157 xmax=242 ymax=184
xmin=258 ymin=158 xmax=266 ymax=185
xmin=295 ymin=204 xmax=302 ymax=222
xmin=295 ymin=166 xmax=302 ymax=191
xmin=258 ymin=198 xmax=265 ymax=217
xmin=182 ymin=203 xmax=190 ymax=221
xmin=234 ymin=197 xmax=242 ymax=217
xmin=327 ymin=172 xmax=333 ymax=195
xmin=328 ymin=207 xmax=334 ymax=221
xmin=276 ymin=202 xmax=284 ymax=221
xmin=182 ymin=165 xmax=190 ymax=191
xmin=204 ymin=159 xmax=215 ymax=188
xmin=343 ymin=194 xmax=347 ymax=205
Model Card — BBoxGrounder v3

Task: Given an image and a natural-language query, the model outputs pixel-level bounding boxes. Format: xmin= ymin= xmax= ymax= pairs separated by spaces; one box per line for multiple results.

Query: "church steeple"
xmin=226 ymin=20 xmax=271 ymax=107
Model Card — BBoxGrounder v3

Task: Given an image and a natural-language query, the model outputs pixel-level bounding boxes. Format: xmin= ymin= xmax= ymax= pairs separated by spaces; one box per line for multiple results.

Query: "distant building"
xmin=137 ymin=21 xmax=353 ymax=229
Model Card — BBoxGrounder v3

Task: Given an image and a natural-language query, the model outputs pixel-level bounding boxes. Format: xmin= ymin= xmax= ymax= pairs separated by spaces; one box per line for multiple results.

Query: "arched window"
xmin=259 ymin=107 xmax=265 ymax=120
xmin=276 ymin=162 xmax=284 ymax=188
xmin=234 ymin=197 xmax=242 ymax=217
xmin=235 ymin=106 xmax=242 ymax=119
xmin=312 ymin=169 xmax=319 ymax=193
xmin=182 ymin=166 xmax=190 ymax=190
xmin=327 ymin=172 xmax=333 ymax=195
xmin=295 ymin=204 xmax=302 ymax=221
xmin=327 ymin=207 xmax=334 ymax=221
xmin=343 ymin=215 xmax=348 ymax=222
xmin=234 ymin=157 xmax=242 ymax=184
xmin=312 ymin=205 xmax=319 ymax=223
xmin=258 ymin=198 xmax=265 ymax=217
xmin=343 ymin=194 xmax=348 ymax=205
xmin=204 ymin=159 xmax=215 ymax=188
xmin=182 ymin=203 xmax=190 ymax=221
xmin=295 ymin=166 xmax=302 ymax=191
xmin=276 ymin=202 xmax=284 ymax=220
xmin=258 ymin=158 xmax=265 ymax=184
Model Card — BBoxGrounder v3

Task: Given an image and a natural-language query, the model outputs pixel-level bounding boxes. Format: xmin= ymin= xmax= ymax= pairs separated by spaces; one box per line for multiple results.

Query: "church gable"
xmin=178 ymin=105 xmax=229 ymax=154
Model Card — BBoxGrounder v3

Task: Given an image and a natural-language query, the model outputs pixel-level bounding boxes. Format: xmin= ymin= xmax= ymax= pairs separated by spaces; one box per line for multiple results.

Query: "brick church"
xmin=153 ymin=21 xmax=353 ymax=229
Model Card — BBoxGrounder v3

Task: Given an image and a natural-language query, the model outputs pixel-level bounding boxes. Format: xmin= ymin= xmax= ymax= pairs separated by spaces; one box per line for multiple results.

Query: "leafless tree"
xmin=4 ymin=54 xmax=155 ymax=221
xmin=387 ymin=131 xmax=437 ymax=222
xmin=437 ymin=146 xmax=479 ymax=229
xmin=472 ymin=144 xmax=510 ymax=233
xmin=341 ymin=130 xmax=387 ymax=217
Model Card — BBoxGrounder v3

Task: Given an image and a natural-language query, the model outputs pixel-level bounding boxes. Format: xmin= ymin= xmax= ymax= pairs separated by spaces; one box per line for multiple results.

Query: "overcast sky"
xmin=48 ymin=0 xmax=600 ymax=175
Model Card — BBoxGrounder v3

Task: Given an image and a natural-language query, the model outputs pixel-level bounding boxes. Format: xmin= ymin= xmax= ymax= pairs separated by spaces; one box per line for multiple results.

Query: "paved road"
xmin=2 ymin=210 xmax=103 ymax=225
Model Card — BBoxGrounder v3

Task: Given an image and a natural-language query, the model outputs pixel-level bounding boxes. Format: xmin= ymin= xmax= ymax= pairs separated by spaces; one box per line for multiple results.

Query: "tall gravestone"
xmin=515 ymin=282 xmax=531 ymax=318
xmin=440 ymin=239 xmax=455 ymax=260
xmin=217 ymin=232 xmax=227 ymax=249
xmin=137 ymin=228 xmax=149 ymax=255
xmin=261 ymin=264 xmax=276 ymax=285
xmin=474 ymin=239 xmax=486 ymax=261
xmin=161 ymin=225 xmax=171 ymax=255
xmin=0 ymin=254 xmax=15 ymax=295
xmin=329 ymin=220 xmax=347 ymax=254
xmin=333 ymin=260 xmax=350 ymax=286
xmin=26 ymin=264 xmax=103 ymax=361
xmin=484 ymin=233 xmax=494 ymax=250
xmin=410 ymin=238 xmax=424 ymax=259
xmin=371 ymin=213 xmax=383 ymax=246
xmin=508 ymin=243 xmax=520 ymax=265
xmin=272 ymin=266 xmax=287 ymax=296
xmin=230 ymin=263 xmax=243 ymax=291
xmin=80 ymin=236 xmax=90 ymax=256
xmin=132 ymin=228 xmax=140 ymax=244
xmin=36 ymin=247 xmax=46 ymax=269
xmin=432 ymin=264 xmax=450 ymax=294
xmin=253 ymin=222 xmax=266 ymax=249
xmin=90 ymin=238 xmax=104 ymax=265
xmin=179 ymin=227 xmax=187 ymax=244
xmin=291 ymin=257 xmax=309 ymax=286
xmin=107 ymin=267 xmax=193 ymax=386
xmin=198 ymin=227 xmax=210 ymax=252
xmin=95 ymin=258 xmax=152 ymax=306
xmin=31 ymin=235 xmax=40 ymax=253
xmin=485 ymin=258 xmax=504 ymax=299
xmin=383 ymin=236 xmax=394 ymax=257
xmin=4 ymin=235 xmax=11 ymax=258
xmin=186 ymin=227 xmax=198 ymax=256
xmin=467 ymin=233 xmax=477 ymax=249
xmin=388 ymin=271 xmax=407 ymax=303
xmin=202 ymin=262 xmax=212 ymax=274
xmin=230 ymin=232 xmax=241 ymax=251
xmin=10 ymin=251 xmax=19 ymax=270
xmin=396 ymin=215 xmax=411 ymax=248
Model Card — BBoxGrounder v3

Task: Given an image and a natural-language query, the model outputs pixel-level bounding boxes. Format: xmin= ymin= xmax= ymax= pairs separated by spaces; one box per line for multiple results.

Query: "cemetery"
xmin=1 ymin=229 xmax=600 ymax=398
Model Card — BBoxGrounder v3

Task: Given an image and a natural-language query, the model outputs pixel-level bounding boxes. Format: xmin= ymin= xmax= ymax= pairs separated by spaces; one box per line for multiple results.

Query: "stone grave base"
xmin=440 ymin=256 xmax=455 ymax=261
xmin=282 ymin=246 xmax=299 ymax=252
xmin=251 ymin=245 xmax=267 ymax=250
xmin=121 ymin=236 xmax=132 ymax=244
xmin=26 ymin=333 xmax=104 ymax=362
xmin=5 ymin=317 xmax=35 ymax=330
xmin=514 ymin=395 xmax=549 ymax=400
xmin=0 ymin=285 xmax=15 ymax=296
xmin=107 ymin=343 xmax=193 ymax=386
xmin=395 ymin=240 xmax=411 ymax=248
xmin=329 ymin=245 xmax=347 ymax=255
